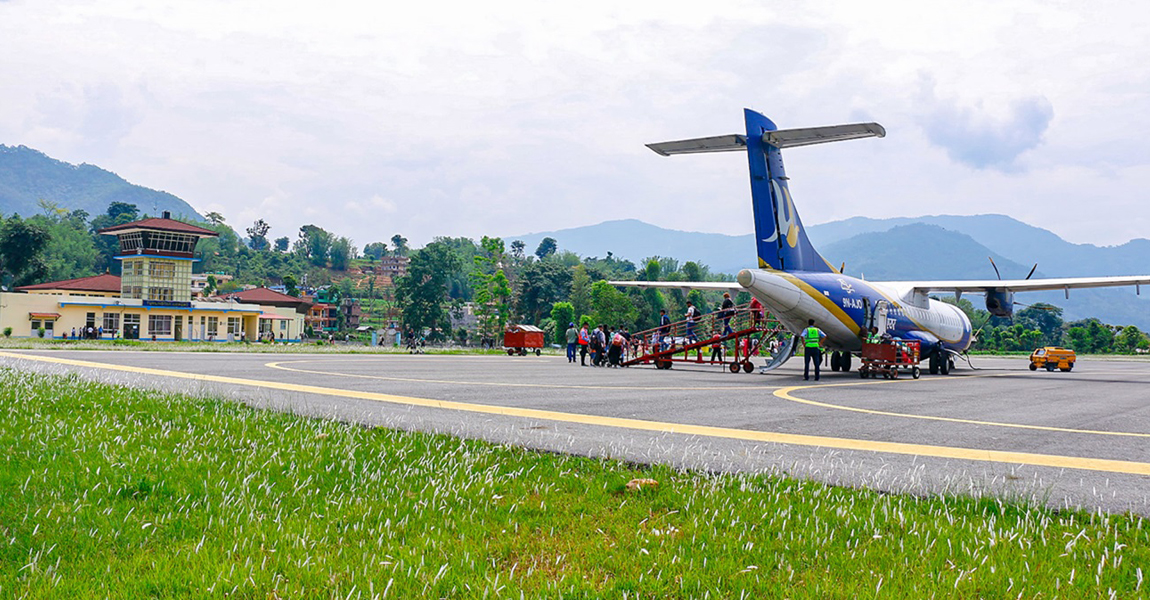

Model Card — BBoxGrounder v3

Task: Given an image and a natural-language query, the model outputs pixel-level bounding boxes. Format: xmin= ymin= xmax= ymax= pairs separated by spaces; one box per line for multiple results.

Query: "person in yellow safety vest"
xmin=865 ymin=326 xmax=882 ymax=344
xmin=802 ymin=319 xmax=826 ymax=381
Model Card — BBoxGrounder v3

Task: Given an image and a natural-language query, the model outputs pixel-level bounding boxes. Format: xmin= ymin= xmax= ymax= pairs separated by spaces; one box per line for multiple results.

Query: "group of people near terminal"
xmin=68 ymin=325 xmax=106 ymax=340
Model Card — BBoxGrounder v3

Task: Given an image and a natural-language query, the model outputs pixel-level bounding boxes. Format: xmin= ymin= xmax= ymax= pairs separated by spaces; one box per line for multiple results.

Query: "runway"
xmin=4 ymin=349 xmax=1150 ymax=514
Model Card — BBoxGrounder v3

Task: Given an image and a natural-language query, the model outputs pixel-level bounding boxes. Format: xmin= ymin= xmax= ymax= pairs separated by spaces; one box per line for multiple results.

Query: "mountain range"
xmin=0 ymin=145 xmax=202 ymax=220
xmin=510 ymin=217 xmax=1150 ymax=330
xmin=2 ymin=144 xmax=1144 ymax=330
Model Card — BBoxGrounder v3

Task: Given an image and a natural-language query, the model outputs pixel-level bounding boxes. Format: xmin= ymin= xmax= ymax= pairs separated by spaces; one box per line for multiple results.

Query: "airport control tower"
xmin=98 ymin=211 xmax=219 ymax=303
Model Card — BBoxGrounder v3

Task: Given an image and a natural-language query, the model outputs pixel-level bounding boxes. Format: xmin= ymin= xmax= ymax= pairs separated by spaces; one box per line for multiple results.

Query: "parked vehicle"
xmin=1030 ymin=347 xmax=1076 ymax=372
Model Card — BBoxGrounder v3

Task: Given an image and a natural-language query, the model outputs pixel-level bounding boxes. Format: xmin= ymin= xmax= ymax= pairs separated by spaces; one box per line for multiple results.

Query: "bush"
xmin=2 ymin=327 xmax=11 ymax=338
xmin=37 ymin=327 xmax=45 ymax=338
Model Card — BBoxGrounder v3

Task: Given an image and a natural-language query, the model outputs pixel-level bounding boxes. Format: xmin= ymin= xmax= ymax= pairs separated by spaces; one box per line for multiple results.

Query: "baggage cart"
xmin=503 ymin=325 xmax=545 ymax=356
xmin=858 ymin=339 xmax=921 ymax=379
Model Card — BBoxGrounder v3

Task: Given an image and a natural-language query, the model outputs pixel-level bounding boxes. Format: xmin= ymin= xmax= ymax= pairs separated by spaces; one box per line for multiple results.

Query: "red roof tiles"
xmin=223 ymin=287 xmax=312 ymax=309
xmin=98 ymin=218 xmax=219 ymax=237
xmin=15 ymin=273 xmax=122 ymax=293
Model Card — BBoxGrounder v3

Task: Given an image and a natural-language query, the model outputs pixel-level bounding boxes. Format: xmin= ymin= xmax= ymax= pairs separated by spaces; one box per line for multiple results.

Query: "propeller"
xmin=988 ymin=256 xmax=1001 ymax=280
xmin=988 ymin=256 xmax=1038 ymax=281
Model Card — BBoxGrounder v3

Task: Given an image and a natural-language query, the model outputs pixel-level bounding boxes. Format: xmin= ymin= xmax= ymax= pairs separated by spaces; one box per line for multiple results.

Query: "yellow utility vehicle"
xmin=1029 ymin=347 xmax=1076 ymax=372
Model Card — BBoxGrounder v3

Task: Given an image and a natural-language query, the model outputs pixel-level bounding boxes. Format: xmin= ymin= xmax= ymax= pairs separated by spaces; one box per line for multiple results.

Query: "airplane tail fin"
xmin=647 ymin=109 xmax=885 ymax=272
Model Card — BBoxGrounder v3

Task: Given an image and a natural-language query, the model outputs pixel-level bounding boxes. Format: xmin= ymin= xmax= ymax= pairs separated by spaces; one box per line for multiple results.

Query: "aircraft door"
xmin=874 ymin=300 xmax=889 ymax=336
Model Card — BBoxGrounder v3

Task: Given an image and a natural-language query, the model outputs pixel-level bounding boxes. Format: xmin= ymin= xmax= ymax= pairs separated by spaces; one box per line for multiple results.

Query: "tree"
xmin=336 ymin=277 xmax=356 ymax=300
xmin=29 ymin=208 xmax=98 ymax=282
xmin=90 ymin=202 xmax=140 ymax=274
xmin=297 ymin=225 xmax=333 ymax=267
xmin=515 ymin=260 xmax=573 ymax=325
xmin=329 ymin=236 xmax=356 ymax=271
xmin=395 ymin=240 xmax=461 ymax=341
xmin=204 ymin=212 xmax=226 ymax=225
xmin=246 ymin=219 xmax=271 ymax=251
xmin=363 ymin=242 xmax=388 ymax=260
xmin=282 ymin=274 xmax=299 ymax=297
xmin=510 ymin=240 xmax=526 ymax=260
xmin=107 ymin=202 xmax=139 ymax=222
xmin=204 ymin=275 xmax=218 ymax=297
xmin=589 ymin=280 xmax=637 ymax=329
xmin=0 ymin=215 xmax=50 ymax=288
xmin=1015 ymin=303 xmax=1063 ymax=346
xmin=1064 ymin=326 xmax=1089 ymax=353
xmin=274 ymin=236 xmax=289 ymax=252
xmin=391 ymin=234 xmax=409 ymax=257
xmin=681 ymin=261 xmax=705 ymax=282
xmin=535 ymin=237 xmax=558 ymax=260
xmin=473 ymin=269 xmax=512 ymax=341
xmin=471 ymin=236 xmax=512 ymax=339
xmin=569 ymin=264 xmax=593 ymax=319
xmin=550 ymin=302 xmax=576 ymax=344
xmin=1116 ymin=325 xmax=1147 ymax=353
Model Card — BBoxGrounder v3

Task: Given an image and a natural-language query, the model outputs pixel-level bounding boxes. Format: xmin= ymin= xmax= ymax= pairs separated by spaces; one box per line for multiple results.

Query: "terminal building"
xmin=0 ymin=213 xmax=309 ymax=341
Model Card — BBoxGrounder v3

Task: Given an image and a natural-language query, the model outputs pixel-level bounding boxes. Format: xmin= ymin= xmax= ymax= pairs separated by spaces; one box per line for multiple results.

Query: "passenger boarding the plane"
xmin=658 ymin=309 xmax=671 ymax=351
xmin=685 ymin=302 xmax=699 ymax=343
xmin=749 ymin=297 xmax=764 ymax=327
xmin=720 ymin=293 xmax=735 ymax=335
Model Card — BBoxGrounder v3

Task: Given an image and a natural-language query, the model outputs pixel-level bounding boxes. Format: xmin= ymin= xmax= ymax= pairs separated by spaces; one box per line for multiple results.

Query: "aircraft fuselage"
xmin=737 ymin=268 xmax=972 ymax=355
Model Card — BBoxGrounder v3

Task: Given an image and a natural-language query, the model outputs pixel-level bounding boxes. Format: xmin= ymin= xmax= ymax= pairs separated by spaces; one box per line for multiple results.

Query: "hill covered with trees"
xmin=0 ymin=145 xmax=203 ymax=221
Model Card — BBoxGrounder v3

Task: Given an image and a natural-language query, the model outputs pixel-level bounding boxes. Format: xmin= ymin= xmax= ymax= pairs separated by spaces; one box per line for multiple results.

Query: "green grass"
xmin=2 ymin=371 xmax=1148 ymax=598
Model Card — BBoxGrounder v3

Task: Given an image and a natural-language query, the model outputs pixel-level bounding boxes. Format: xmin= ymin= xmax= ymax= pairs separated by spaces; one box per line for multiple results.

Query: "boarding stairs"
xmin=621 ymin=302 xmax=791 ymax=373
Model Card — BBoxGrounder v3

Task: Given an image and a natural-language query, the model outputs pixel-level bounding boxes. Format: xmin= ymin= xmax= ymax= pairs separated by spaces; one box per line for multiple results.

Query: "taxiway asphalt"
xmin=3 ymin=349 xmax=1149 ymax=514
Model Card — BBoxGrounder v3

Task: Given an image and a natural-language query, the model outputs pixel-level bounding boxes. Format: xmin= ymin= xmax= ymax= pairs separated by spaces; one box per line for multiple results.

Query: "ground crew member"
xmin=866 ymin=326 xmax=881 ymax=344
xmin=802 ymin=319 xmax=826 ymax=381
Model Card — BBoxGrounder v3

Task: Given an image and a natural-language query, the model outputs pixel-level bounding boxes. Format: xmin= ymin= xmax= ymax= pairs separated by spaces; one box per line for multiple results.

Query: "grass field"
xmin=3 ymin=370 xmax=1148 ymax=598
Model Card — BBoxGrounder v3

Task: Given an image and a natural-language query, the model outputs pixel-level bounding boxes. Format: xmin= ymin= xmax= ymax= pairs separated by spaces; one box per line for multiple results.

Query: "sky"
xmin=1 ymin=0 xmax=1147 ymax=248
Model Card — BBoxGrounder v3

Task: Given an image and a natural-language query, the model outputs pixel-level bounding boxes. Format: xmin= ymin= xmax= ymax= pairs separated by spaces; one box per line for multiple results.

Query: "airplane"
xmin=612 ymin=109 xmax=1150 ymax=375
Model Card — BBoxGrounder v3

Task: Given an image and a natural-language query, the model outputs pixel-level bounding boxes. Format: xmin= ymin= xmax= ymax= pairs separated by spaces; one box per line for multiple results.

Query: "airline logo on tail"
xmin=763 ymin=180 xmax=800 ymax=249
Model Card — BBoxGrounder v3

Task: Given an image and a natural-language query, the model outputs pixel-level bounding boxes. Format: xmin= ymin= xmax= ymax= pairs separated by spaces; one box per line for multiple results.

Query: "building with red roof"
xmin=1 ymin=214 xmax=307 ymax=342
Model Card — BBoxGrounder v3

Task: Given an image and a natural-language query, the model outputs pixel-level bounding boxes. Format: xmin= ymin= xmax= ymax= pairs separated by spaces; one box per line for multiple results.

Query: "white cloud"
xmin=0 ymin=0 xmax=1146 ymax=247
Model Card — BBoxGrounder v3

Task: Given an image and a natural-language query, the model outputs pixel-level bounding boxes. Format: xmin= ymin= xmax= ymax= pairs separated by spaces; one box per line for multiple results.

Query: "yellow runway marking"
xmin=4 ymin=351 xmax=1150 ymax=476
xmin=773 ymin=371 xmax=1150 ymax=438
xmin=265 ymin=359 xmax=780 ymax=391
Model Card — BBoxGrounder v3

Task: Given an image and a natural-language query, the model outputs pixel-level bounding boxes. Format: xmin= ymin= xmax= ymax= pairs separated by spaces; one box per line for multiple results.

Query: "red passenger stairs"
xmin=621 ymin=302 xmax=790 ymax=373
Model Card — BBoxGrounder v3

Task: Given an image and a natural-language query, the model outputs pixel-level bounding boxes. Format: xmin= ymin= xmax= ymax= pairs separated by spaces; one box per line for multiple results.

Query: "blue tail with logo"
xmin=646 ymin=109 xmax=885 ymax=273
xmin=743 ymin=109 xmax=835 ymax=273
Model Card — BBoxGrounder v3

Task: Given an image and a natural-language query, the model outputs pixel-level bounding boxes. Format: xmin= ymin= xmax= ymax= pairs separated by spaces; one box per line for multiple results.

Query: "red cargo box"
xmin=503 ymin=325 xmax=545 ymax=356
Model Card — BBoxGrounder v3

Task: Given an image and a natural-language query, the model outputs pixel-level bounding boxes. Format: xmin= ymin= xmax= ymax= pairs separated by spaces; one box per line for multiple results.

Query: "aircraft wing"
xmin=607 ymin=280 xmax=743 ymax=292
xmin=891 ymin=275 xmax=1150 ymax=294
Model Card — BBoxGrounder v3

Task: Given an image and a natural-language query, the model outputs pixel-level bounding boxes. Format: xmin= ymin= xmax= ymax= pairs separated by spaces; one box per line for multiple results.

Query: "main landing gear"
xmin=829 ymin=351 xmax=852 ymax=372
xmin=928 ymin=349 xmax=954 ymax=375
